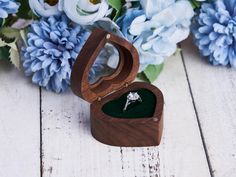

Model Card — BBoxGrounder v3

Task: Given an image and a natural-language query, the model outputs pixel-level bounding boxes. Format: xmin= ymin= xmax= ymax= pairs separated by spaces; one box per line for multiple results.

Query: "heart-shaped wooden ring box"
xmin=71 ymin=29 xmax=164 ymax=147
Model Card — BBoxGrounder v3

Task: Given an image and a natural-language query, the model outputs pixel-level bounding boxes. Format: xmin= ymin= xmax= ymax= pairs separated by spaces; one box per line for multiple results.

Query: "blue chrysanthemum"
xmin=193 ymin=0 xmax=236 ymax=67
xmin=22 ymin=15 xmax=90 ymax=93
xmin=0 ymin=0 xmax=20 ymax=19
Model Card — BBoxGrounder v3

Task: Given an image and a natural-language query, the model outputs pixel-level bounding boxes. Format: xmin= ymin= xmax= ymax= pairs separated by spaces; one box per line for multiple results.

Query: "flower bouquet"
xmin=0 ymin=0 xmax=218 ymax=93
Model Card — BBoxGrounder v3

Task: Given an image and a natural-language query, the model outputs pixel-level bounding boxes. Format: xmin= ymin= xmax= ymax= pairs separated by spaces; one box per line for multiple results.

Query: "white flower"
xmin=132 ymin=0 xmax=194 ymax=70
xmin=117 ymin=0 xmax=194 ymax=71
xmin=60 ymin=0 xmax=110 ymax=25
xmin=28 ymin=0 xmax=60 ymax=17
xmin=140 ymin=0 xmax=175 ymax=18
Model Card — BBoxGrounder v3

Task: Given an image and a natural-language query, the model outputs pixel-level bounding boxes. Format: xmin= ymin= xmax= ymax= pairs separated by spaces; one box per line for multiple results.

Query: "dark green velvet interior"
xmin=102 ymin=89 xmax=156 ymax=119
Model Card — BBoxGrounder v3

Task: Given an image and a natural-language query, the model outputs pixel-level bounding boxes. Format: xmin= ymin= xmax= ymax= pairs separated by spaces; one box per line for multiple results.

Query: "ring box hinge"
xmin=124 ymin=82 xmax=129 ymax=88
xmin=97 ymin=97 xmax=102 ymax=102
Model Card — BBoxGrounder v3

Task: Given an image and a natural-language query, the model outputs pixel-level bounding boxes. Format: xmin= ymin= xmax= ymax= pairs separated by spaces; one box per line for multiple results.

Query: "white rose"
xmin=60 ymin=0 xmax=110 ymax=25
xmin=29 ymin=0 xmax=60 ymax=17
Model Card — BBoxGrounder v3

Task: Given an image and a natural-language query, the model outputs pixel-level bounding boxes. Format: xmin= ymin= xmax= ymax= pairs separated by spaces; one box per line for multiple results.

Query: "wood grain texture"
xmin=155 ymin=52 xmax=211 ymax=177
xmin=91 ymin=82 xmax=164 ymax=147
xmin=72 ymin=29 xmax=163 ymax=147
xmin=181 ymin=37 xmax=236 ymax=177
xmin=0 ymin=60 xmax=40 ymax=177
xmin=71 ymin=28 xmax=139 ymax=103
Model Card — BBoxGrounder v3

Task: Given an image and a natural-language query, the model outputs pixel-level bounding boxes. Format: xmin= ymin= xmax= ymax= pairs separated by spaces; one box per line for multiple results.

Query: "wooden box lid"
xmin=71 ymin=28 xmax=139 ymax=103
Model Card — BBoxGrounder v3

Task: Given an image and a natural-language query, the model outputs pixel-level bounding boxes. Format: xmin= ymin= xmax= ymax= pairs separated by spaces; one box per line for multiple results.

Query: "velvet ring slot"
xmin=102 ymin=88 xmax=156 ymax=118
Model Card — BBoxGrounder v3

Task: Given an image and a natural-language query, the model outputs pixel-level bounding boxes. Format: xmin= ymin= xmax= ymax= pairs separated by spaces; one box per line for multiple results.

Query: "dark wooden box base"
xmin=90 ymin=82 xmax=164 ymax=147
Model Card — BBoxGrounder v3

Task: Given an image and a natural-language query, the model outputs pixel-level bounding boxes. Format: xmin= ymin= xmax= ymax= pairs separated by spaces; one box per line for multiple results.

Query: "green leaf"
xmin=9 ymin=45 xmax=21 ymax=69
xmin=0 ymin=37 xmax=21 ymax=68
xmin=0 ymin=37 xmax=7 ymax=47
xmin=0 ymin=27 xmax=20 ymax=43
xmin=137 ymin=72 xmax=149 ymax=82
xmin=0 ymin=18 xmax=4 ymax=27
xmin=174 ymin=47 xmax=182 ymax=56
xmin=142 ymin=63 xmax=164 ymax=83
xmin=189 ymin=0 xmax=201 ymax=9
xmin=0 ymin=46 xmax=10 ymax=61
xmin=108 ymin=0 xmax=124 ymax=20
xmin=16 ymin=0 xmax=32 ymax=19
xmin=20 ymin=29 xmax=28 ymax=46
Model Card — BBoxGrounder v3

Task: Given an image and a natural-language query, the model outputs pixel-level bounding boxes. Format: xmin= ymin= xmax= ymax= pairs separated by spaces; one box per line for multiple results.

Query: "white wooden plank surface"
xmin=41 ymin=52 xmax=211 ymax=177
xmin=156 ymin=53 xmax=211 ymax=177
xmin=182 ymin=37 xmax=236 ymax=177
xmin=41 ymin=79 xmax=160 ymax=177
xmin=0 ymin=60 xmax=40 ymax=177
xmin=41 ymin=90 xmax=125 ymax=177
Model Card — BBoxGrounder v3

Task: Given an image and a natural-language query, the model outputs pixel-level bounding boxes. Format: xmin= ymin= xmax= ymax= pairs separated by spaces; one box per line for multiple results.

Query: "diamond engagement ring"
xmin=123 ymin=92 xmax=142 ymax=112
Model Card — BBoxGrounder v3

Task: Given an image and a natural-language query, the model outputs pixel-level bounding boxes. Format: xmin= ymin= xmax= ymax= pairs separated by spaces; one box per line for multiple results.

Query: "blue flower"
xmin=0 ymin=0 xmax=20 ymax=19
xmin=192 ymin=0 xmax=236 ymax=67
xmin=117 ymin=0 xmax=194 ymax=71
xmin=116 ymin=9 xmax=144 ymax=41
xmin=22 ymin=15 xmax=90 ymax=93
